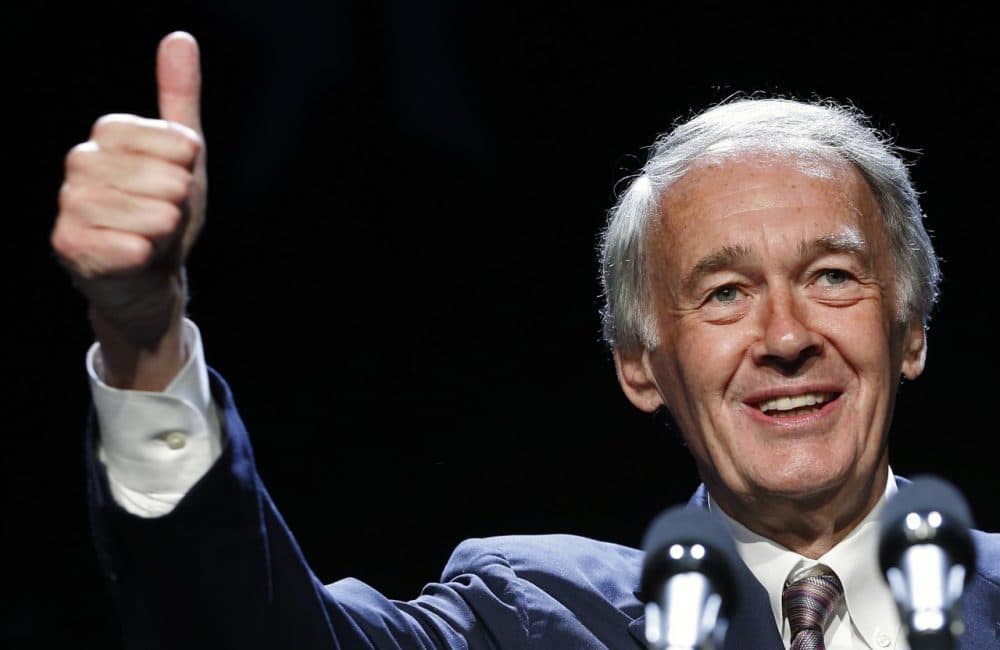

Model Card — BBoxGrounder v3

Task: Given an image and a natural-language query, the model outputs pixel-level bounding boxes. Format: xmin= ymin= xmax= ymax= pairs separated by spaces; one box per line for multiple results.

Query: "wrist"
xmin=90 ymin=272 xmax=189 ymax=390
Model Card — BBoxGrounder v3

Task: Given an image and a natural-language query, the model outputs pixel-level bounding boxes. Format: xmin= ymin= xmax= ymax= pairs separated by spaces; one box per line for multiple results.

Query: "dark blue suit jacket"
xmin=86 ymin=371 xmax=1000 ymax=648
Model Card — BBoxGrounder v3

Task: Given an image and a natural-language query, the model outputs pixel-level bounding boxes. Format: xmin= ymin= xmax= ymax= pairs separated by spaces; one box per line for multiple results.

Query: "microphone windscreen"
xmin=878 ymin=474 xmax=976 ymax=575
xmin=881 ymin=475 xmax=974 ymax=533
xmin=640 ymin=505 xmax=741 ymax=607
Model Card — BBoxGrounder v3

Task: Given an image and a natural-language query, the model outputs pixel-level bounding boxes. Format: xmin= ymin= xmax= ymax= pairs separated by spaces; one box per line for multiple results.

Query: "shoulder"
xmin=445 ymin=534 xmax=642 ymax=571
xmin=961 ymin=530 xmax=1000 ymax=643
xmin=442 ymin=534 xmax=644 ymax=611
xmin=971 ymin=529 xmax=1000 ymax=587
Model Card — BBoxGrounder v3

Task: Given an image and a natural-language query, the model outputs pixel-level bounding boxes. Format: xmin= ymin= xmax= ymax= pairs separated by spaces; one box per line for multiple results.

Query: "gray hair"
xmin=599 ymin=97 xmax=941 ymax=351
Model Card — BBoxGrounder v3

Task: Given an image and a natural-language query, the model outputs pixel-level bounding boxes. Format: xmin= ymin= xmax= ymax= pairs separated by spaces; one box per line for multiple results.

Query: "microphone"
xmin=878 ymin=475 xmax=977 ymax=650
xmin=639 ymin=506 xmax=741 ymax=650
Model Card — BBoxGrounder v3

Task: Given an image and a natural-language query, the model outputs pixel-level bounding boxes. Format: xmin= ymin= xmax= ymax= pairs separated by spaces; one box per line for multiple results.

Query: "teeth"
xmin=758 ymin=392 xmax=832 ymax=413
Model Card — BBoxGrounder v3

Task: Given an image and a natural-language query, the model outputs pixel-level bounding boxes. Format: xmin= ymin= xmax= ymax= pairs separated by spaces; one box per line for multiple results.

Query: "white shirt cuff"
xmin=88 ymin=318 xmax=223 ymax=518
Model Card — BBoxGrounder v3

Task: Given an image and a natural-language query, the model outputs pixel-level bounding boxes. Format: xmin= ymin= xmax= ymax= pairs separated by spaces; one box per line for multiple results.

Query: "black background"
xmin=11 ymin=1 xmax=999 ymax=646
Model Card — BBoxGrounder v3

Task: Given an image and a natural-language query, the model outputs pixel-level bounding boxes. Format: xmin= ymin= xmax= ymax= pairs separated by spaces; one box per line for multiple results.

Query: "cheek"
xmin=710 ymin=330 xmax=753 ymax=363
xmin=670 ymin=323 xmax=754 ymax=397
xmin=817 ymin=307 xmax=895 ymax=372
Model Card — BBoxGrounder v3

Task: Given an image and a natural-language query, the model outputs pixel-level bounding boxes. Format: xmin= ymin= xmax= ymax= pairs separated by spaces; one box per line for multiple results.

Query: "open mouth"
xmin=754 ymin=392 xmax=838 ymax=417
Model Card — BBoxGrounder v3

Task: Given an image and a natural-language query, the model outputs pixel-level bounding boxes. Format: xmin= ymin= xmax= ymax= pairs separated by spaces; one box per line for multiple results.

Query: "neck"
xmin=708 ymin=464 xmax=888 ymax=559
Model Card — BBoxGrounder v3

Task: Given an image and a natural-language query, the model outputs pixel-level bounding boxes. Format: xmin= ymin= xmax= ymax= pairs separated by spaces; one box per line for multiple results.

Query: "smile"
xmin=755 ymin=392 xmax=838 ymax=417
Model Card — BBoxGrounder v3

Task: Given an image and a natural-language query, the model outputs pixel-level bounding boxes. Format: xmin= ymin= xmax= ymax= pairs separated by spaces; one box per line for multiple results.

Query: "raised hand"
xmin=52 ymin=32 xmax=207 ymax=389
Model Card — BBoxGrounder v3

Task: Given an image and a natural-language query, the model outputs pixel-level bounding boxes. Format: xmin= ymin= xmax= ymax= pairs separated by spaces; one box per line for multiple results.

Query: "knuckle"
xmin=118 ymin=237 xmax=153 ymax=270
xmin=170 ymin=170 xmax=195 ymax=200
xmin=173 ymin=131 xmax=202 ymax=164
xmin=57 ymin=182 xmax=88 ymax=209
xmin=50 ymin=222 xmax=84 ymax=265
xmin=91 ymin=113 xmax=129 ymax=138
xmin=64 ymin=142 xmax=99 ymax=172
xmin=150 ymin=203 xmax=183 ymax=237
xmin=49 ymin=223 xmax=71 ymax=256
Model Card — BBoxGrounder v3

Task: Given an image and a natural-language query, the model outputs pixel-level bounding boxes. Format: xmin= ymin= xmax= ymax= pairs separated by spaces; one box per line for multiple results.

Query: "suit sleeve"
xmin=85 ymin=369 xmax=531 ymax=650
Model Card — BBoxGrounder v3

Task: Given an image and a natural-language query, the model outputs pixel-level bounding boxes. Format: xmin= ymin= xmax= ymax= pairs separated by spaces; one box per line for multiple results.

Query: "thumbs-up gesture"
xmin=52 ymin=32 xmax=206 ymax=389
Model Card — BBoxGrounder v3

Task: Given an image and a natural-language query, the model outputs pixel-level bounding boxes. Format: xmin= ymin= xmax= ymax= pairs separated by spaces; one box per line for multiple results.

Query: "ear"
xmin=613 ymin=345 xmax=665 ymax=413
xmin=900 ymin=319 xmax=927 ymax=380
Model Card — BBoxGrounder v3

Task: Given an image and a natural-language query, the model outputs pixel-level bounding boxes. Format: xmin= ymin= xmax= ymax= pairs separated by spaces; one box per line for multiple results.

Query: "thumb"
xmin=156 ymin=31 xmax=202 ymax=133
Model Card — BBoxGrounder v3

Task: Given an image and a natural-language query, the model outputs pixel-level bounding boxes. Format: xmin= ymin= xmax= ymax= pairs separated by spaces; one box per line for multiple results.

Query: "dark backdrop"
xmin=11 ymin=1 xmax=998 ymax=646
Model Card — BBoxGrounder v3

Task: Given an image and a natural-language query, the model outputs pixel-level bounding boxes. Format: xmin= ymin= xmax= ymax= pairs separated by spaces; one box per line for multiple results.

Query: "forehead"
xmin=651 ymin=154 xmax=885 ymax=272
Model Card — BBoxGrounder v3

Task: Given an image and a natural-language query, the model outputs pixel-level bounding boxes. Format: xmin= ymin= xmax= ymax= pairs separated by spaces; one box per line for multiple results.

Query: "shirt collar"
xmin=708 ymin=470 xmax=903 ymax=648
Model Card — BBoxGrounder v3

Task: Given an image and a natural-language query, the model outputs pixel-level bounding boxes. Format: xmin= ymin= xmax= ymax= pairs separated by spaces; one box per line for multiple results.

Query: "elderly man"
xmin=53 ymin=32 xmax=998 ymax=649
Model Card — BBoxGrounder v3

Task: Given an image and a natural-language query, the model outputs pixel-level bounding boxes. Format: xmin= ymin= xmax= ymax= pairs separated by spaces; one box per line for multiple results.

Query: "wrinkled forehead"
xmin=695 ymin=138 xmax=853 ymax=177
xmin=666 ymin=149 xmax=862 ymax=201
xmin=655 ymin=153 xmax=882 ymax=234
xmin=647 ymin=153 xmax=889 ymax=276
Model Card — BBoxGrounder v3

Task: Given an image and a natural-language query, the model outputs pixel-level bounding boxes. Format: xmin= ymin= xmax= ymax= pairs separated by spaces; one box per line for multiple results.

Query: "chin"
xmin=749 ymin=458 xmax=853 ymax=500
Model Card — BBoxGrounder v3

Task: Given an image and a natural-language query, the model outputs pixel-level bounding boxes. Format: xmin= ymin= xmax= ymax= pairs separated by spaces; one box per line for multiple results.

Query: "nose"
xmin=750 ymin=287 xmax=823 ymax=370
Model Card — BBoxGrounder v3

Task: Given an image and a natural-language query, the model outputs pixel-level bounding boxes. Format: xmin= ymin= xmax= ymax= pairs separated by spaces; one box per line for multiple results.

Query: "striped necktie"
xmin=782 ymin=568 xmax=844 ymax=650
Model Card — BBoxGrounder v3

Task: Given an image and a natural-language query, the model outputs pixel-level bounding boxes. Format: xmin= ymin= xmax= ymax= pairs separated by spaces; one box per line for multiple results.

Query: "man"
xmin=53 ymin=32 xmax=998 ymax=649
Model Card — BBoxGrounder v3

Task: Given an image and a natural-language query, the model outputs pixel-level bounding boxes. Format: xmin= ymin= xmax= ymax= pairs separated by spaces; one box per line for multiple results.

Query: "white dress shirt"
xmin=88 ymin=320 xmax=905 ymax=647
xmin=88 ymin=319 xmax=222 ymax=517
xmin=710 ymin=477 xmax=907 ymax=649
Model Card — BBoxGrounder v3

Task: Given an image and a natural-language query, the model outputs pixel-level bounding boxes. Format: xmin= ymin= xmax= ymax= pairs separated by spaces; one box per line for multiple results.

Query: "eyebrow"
xmin=682 ymin=243 xmax=755 ymax=295
xmin=681 ymin=232 xmax=870 ymax=295
xmin=798 ymin=232 xmax=869 ymax=260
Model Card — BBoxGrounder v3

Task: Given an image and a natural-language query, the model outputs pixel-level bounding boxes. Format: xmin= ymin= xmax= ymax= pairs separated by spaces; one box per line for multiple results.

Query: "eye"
xmin=818 ymin=269 xmax=850 ymax=286
xmin=711 ymin=285 xmax=740 ymax=303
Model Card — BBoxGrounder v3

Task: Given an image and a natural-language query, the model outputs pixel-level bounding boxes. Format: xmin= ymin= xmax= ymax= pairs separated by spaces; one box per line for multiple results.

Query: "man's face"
xmin=616 ymin=154 xmax=926 ymax=513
